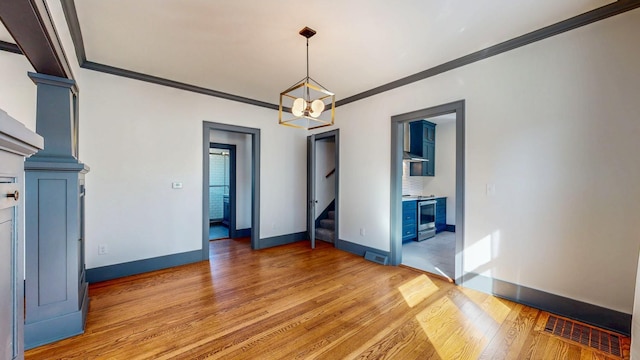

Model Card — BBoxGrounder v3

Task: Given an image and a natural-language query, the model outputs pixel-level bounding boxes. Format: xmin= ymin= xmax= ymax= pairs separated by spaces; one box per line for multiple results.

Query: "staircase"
xmin=315 ymin=210 xmax=335 ymax=243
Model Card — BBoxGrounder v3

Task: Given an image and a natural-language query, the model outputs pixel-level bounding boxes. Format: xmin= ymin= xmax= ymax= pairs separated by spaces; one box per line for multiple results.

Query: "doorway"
xmin=307 ymin=129 xmax=339 ymax=249
xmin=202 ymin=122 xmax=260 ymax=260
xmin=390 ymin=101 xmax=465 ymax=284
xmin=208 ymin=143 xmax=235 ymax=240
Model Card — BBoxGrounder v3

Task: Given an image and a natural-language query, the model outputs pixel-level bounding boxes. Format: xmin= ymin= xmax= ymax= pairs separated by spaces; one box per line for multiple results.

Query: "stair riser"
xmin=316 ymin=228 xmax=335 ymax=243
xmin=320 ymin=219 xmax=335 ymax=230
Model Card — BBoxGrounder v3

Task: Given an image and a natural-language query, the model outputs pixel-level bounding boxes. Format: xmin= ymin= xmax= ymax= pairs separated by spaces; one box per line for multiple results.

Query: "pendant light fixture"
xmin=279 ymin=27 xmax=335 ymax=130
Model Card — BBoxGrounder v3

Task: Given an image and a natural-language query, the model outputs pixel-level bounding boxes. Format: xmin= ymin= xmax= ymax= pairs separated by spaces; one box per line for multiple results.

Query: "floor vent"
xmin=364 ymin=251 xmax=388 ymax=265
xmin=543 ymin=315 xmax=622 ymax=357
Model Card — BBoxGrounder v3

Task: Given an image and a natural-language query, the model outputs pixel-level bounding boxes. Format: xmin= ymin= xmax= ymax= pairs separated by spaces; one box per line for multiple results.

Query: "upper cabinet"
xmin=409 ymin=120 xmax=436 ymax=176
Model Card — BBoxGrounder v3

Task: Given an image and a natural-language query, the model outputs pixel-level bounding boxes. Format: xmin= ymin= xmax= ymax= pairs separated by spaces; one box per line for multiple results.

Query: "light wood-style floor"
xmin=26 ymin=238 xmax=630 ymax=359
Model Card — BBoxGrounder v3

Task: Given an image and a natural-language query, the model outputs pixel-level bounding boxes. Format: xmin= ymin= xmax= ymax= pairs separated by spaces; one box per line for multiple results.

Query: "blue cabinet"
xmin=402 ymin=201 xmax=417 ymax=242
xmin=435 ymin=197 xmax=446 ymax=233
xmin=409 ymin=120 xmax=436 ymax=176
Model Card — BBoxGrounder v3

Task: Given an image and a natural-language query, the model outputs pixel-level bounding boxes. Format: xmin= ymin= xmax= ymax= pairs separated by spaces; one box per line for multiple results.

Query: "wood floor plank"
xmin=24 ymin=239 xmax=630 ymax=360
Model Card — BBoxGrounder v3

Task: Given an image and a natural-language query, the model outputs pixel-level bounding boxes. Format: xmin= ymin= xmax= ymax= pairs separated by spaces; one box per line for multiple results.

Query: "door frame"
xmin=390 ymin=100 xmax=465 ymax=284
xmin=209 ymin=143 xmax=236 ymax=238
xmin=202 ymin=122 xmax=260 ymax=258
xmin=307 ymin=129 xmax=340 ymax=248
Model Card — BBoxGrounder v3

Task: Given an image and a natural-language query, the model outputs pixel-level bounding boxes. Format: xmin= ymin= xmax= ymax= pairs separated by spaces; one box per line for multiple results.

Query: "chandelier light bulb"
xmin=309 ymin=99 xmax=325 ymax=118
xmin=291 ymin=98 xmax=307 ymax=117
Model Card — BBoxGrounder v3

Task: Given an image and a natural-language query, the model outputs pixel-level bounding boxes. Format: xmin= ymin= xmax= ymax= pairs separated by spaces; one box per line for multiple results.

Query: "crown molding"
xmin=2 ymin=0 xmax=636 ymax=109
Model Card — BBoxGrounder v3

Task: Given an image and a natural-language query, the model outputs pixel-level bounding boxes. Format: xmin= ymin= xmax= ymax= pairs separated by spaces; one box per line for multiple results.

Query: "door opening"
xmin=202 ymin=122 xmax=260 ymax=259
xmin=208 ymin=143 xmax=235 ymax=240
xmin=390 ymin=101 xmax=465 ymax=284
xmin=307 ymin=130 xmax=339 ymax=249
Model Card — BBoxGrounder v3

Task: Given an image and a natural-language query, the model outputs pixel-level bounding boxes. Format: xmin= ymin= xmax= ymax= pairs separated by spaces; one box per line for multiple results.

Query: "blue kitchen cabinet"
xmin=409 ymin=120 xmax=436 ymax=176
xmin=402 ymin=200 xmax=417 ymax=242
xmin=435 ymin=197 xmax=447 ymax=233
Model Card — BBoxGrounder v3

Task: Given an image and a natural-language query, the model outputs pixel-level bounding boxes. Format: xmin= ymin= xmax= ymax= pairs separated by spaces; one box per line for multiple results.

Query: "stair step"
xmin=316 ymin=227 xmax=335 ymax=243
xmin=320 ymin=218 xmax=335 ymax=230
xmin=328 ymin=211 xmax=335 ymax=220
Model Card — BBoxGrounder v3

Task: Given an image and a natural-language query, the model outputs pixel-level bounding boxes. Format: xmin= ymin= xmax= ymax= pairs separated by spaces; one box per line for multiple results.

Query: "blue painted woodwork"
xmin=435 ymin=197 xmax=447 ymax=233
xmin=0 ymin=109 xmax=43 ymax=360
xmin=402 ymin=200 xmax=417 ymax=242
xmin=336 ymin=239 xmax=391 ymax=260
xmin=464 ymin=272 xmax=631 ymax=336
xmin=87 ymin=250 xmax=202 ymax=283
xmin=409 ymin=121 xmax=436 ymax=176
xmin=24 ymin=73 xmax=89 ymax=349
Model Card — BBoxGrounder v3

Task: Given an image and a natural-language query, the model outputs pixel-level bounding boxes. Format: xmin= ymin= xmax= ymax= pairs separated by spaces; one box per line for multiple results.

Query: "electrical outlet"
xmin=360 ymin=227 xmax=365 ymax=236
xmin=172 ymin=182 xmax=183 ymax=189
xmin=486 ymin=183 xmax=496 ymax=196
xmin=98 ymin=244 xmax=108 ymax=255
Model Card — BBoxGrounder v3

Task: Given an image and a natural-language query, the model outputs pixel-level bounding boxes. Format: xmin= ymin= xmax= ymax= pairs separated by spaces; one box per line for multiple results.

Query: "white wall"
xmin=78 ymin=69 xmax=307 ymax=268
xmin=339 ymin=8 xmax=640 ymax=313
xmin=315 ymin=138 xmax=336 ymax=218
xmin=0 ymin=52 xmax=36 ymax=131
xmin=209 ymin=131 xmax=252 ymax=229
xmin=423 ymin=120 xmax=456 ymax=225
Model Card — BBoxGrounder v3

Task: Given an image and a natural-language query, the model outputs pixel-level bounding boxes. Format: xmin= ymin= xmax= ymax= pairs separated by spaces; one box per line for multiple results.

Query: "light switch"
xmin=486 ymin=183 xmax=496 ymax=196
xmin=172 ymin=182 xmax=183 ymax=189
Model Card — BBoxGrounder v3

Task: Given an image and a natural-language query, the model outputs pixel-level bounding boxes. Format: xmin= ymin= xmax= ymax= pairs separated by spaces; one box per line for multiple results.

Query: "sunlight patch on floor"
xmin=397 ymin=274 xmax=439 ymax=308
xmin=460 ymin=287 xmax=512 ymax=324
xmin=416 ymin=295 xmax=489 ymax=360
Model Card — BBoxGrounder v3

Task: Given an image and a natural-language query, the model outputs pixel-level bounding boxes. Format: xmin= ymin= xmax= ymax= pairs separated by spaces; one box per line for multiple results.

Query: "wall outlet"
xmin=172 ymin=182 xmax=183 ymax=189
xmin=98 ymin=244 xmax=108 ymax=255
xmin=360 ymin=227 xmax=365 ymax=236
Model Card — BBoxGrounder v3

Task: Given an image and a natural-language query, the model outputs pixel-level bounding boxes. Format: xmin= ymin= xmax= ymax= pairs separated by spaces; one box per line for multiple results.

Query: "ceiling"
xmin=3 ymin=0 xmax=614 ymax=106
xmin=0 ymin=21 xmax=14 ymax=42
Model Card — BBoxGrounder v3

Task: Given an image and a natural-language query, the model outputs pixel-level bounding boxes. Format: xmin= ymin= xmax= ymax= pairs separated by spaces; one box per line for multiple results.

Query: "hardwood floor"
xmin=26 ymin=238 xmax=630 ymax=359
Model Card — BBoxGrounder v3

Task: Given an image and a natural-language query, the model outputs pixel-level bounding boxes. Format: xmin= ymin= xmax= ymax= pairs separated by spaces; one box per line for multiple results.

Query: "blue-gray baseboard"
xmin=86 ymin=250 xmax=203 ymax=283
xmin=25 ymin=284 xmax=89 ymax=349
xmin=86 ymin=232 xmax=305 ymax=283
xmin=258 ymin=231 xmax=308 ymax=249
xmin=336 ymin=238 xmax=391 ymax=259
xmin=463 ymin=272 xmax=631 ymax=336
xmin=233 ymin=228 xmax=251 ymax=238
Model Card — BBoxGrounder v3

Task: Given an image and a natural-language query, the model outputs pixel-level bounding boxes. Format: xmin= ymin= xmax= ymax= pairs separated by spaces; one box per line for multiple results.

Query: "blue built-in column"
xmin=24 ymin=72 xmax=89 ymax=349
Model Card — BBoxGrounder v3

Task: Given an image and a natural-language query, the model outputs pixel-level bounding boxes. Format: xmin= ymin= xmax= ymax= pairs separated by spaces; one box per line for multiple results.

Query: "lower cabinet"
xmin=435 ymin=197 xmax=447 ymax=233
xmin=402 ymin=201 xmax=417 ymax=242
xmin=0 ymin=109 xmax=43 ymax=360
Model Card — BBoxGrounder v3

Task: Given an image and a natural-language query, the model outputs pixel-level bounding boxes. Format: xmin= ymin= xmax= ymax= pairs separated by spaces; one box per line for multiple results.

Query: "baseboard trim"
xmin=25 ymin=287 xmax=88 ymax=349
xmin=463 ymin=272 xmax=631 ymax=336
xmin=258 ymin=231 xmax=307 ymax=249
xmin=233 ymin=228 xmax=251 ymax=238
xmin=86 ymin=250 xmax=202 ymax=283
xmin=336 ymin=239 xmax=391 ymax=260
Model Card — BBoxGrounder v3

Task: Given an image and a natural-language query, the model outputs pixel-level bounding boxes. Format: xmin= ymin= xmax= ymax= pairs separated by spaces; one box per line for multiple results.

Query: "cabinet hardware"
xmin=6 ymin=190 xmax=18 ymax=201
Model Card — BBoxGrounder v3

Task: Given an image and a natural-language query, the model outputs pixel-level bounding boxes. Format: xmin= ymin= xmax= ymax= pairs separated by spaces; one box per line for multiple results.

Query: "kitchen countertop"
xmin=402 ymin=195 xmax=444 ymax=201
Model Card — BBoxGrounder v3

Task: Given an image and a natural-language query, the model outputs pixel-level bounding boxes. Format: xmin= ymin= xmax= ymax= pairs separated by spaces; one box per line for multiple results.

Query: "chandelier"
xmin=279 ymin=27 xmax=335 ymax=130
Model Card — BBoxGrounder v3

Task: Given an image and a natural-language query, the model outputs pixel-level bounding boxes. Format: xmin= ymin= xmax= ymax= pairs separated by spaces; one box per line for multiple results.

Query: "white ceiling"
xmin=5 ymin=0 xmax=615 ymax=105
xmin=0 ymin=22 xmax=14 ymax=42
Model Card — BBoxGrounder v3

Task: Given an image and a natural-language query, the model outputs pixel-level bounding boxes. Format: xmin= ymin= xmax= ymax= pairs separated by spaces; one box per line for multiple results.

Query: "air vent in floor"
xmin=543 ymin=315 xmax=622 ymax=357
